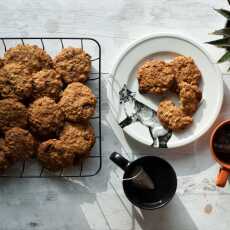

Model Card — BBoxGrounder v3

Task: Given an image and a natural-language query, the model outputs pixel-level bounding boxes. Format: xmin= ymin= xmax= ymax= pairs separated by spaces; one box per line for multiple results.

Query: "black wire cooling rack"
xmin=0 ymin=37 xmax=102 ymax=178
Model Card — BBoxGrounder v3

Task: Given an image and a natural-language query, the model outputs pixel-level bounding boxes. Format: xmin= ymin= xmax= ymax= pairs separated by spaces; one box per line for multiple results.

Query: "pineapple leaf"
xmin=206 ymin=37 xmax=230 ymax=47
xmin=214 ymin=8 xmax=230 ymax=19
xmin=212 ymin=28 xmax=230 ymax=36
xmin=218 ymin=51 xmax=230 ymax=63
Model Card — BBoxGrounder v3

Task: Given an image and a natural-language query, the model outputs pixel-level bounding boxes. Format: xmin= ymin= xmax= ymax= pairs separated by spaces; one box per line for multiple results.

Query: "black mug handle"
xmin=110 ymin=152 xmax=130 ymax=171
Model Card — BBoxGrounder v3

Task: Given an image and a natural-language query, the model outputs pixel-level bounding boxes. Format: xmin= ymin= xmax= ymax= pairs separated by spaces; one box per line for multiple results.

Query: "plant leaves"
xmin=212 ymin=28 xmax=230 ymax=36
xmin=215 ymin=8 xmax=230 ymax=19
xmin=206 ymin=37 xmax=230 ymax=47
xmin=218 ymin=51 xmax=230 ymax=63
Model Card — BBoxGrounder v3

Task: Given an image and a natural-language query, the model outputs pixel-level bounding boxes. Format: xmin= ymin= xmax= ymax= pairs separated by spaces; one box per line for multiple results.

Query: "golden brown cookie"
xmin=137 ymin=60 xmax=175 ymax=95
xmin=179 ymin=82 xmax=202 ymax=115
xmin=0 ymin=59 xmax=4 ymax=68
xmin=4 ymin=127 xmax=36 ymax=162
xmin=59 ymin=82 xmax=96 ymax=122
xmin=0 ymin=63 xmax=32 ymax=100
xmin=0 ymin=98 xmax=28 ymax=132
xmin=157 ymin=100 xmax=193 ymax=131
xmin=60 ymin=122 xmax=95 ymax=158
xmin=0 ymin=138 xmax=11 ymax=173
xmin=37 ymin=139 xmax=75 ymax=171
xmin=28 ymin=96 xmax=65 ymax=138
xmin=4 ymin=44 xmax=53 ymax=73
xmin=170 ymin=56 xmax=201 ymax=92
xmin=0 ymin=151 xmax=10 ymax=173
xmin=32 ymin=69 xmax=63 ymax=101
xmin=54 ymin=47 xmax=91 ymax=84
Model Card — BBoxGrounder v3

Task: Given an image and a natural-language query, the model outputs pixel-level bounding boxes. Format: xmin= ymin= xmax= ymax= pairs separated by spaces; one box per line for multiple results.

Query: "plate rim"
xmin=109 ymin=32 xmax=223 ymax=148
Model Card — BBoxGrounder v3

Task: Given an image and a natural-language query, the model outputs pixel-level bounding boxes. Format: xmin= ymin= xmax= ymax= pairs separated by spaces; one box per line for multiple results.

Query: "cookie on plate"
xmin=54 ymin=47 xmax=91 ymax=84
xmin=28 ymin=96 xmax=65 ymax=138
xmin=170 ymin=56 xmax=201 ymax=92
xmin=179 ymin=81 xmax=202 ymax=115
xmin=137 ymin=60 xmax=175 ymax=95
xmin=32 ymin=69 xmax=63 ymax=101
xmin=157 ymin=99 xmax=193 ymax=131
xmin=4 ymin=44 xmax=53 ymax=73
xmin=0 ymin=98 xmax=28 ymax=132
xmin=59 ymin=82 xmax=96 ymax=122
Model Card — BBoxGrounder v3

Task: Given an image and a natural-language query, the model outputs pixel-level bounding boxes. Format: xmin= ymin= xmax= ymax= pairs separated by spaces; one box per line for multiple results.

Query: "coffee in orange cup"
xmin=210 ymin=120 xmax=230 ymax=187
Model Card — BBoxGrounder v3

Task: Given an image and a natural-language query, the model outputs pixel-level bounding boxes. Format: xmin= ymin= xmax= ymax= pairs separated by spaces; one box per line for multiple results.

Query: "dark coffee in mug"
xmin=123 ymin=157 xmax=177 ymax=208
xmin=210 ymin=120 xmax=230 ymax=187
xmin=110 ymin=152 xmax=177 ymax=210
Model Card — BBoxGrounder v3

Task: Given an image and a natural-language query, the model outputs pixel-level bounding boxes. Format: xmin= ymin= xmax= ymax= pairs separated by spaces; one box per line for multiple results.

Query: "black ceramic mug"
xmin=110 ymin=152 xmax=177 ymax=210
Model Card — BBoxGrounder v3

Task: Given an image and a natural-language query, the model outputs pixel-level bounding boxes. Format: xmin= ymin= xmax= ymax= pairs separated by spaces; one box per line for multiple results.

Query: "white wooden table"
xmin=0 ymin=0 xmax=230 ymax=229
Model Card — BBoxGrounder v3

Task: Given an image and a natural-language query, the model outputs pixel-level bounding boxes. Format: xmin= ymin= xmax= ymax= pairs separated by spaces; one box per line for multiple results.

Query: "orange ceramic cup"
xmin=210 ymin=120 xmax=230 ymax=187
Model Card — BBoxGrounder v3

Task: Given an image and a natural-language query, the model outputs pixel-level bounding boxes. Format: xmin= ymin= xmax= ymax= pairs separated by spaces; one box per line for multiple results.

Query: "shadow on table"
xmin=0 ymin=122 xmax=120 ymax=230
xmin=123 ymin=129 xmax=215 ymax=177
xmin=132 ymin=195 xmax=198 ymax=230
xmin=0 ymin=142 xmax=118 ymax=230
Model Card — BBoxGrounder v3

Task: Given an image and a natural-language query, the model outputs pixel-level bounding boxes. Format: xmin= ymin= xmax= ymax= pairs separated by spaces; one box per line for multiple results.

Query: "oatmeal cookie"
xmin=28 ymin=97 xmax=65 ymax=138
xmin=59 ymin=82 xmax=96 ymax=122
xmin=157 ymin=99 xmax=193 ymax=131
xmin=0 ymin=138 xmax=11 ymax=172
xmin=137 ymin=60 xmax=175 ymax=95
xmin=54 ymin=47 xmax=91 ymax=84
xmin=0 ymin=98 xmax=28 ymax=132
xmin=170 ymin=56 xmax=201 ymax=92
xmin=0 ymin=63 xmax=32 ymax=100
xmin=0 ymin=59 xmax=4 ymax=68
xmin=4 ymin=127 xmax=36 ymax=162
xmin=32 ymin=69 xmax=63 ymax=101
xmin=4 ymin=44 xmax=53 ymax=73
xmin=37 ymin=139 xmax=75 ymax=171
xmin=179 ymin=82 xmax=202 ymax=115
xmin=60 ymin=122 xmax=95 ymax=158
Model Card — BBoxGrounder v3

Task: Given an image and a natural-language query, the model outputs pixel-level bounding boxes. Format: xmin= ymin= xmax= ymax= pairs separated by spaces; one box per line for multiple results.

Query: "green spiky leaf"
xmin=218 ymin=51 xmax=230 ymax=63
xmin=212 ymin=28 xmax=230 ymax=36
xmin=206 ymin=37 xmax=230 ymax=47
xmin=215 ymin=8 xmax=230 ymax=19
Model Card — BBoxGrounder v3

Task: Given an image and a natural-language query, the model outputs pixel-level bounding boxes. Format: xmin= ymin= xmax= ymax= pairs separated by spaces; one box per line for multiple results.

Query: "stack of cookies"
xmin=0 ymin=44 xmax=96 ymax=172
xmin=137 ymin=56 xmax=202 ymax=131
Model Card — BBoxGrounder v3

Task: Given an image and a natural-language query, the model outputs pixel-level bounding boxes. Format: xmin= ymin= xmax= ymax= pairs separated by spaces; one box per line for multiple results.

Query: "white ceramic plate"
xmin=109 ymin=33 xmax=223 ymax=148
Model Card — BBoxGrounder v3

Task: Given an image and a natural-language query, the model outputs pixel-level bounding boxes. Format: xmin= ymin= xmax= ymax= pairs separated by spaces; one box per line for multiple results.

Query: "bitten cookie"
xmin=170 ymin=56 xmax=201 ymax=92
xmin=137 ymin=60 xmax=174 ymax=95
xmin=157 ymin=99 xmax=193 ymax=131
xmin=178 ymin=81 xmax=202 ymax=115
